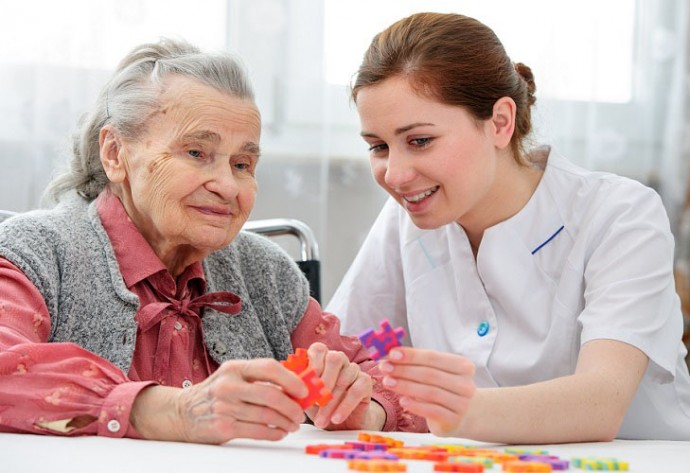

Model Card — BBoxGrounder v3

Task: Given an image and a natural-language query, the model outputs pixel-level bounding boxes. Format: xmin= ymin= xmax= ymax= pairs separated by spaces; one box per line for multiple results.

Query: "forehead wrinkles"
xmin=159 ymin=96 xmax=260 ymax=147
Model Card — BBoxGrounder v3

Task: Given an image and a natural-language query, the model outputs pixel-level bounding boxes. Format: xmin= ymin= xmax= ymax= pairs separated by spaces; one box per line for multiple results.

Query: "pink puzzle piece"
xmin=298 ymin=368 xmax=333 ymax=409
xmin=358 ymin=319 xmax=405 ymax=360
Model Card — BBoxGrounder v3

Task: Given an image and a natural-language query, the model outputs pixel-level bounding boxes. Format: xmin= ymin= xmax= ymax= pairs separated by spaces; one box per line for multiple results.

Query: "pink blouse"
xmin=0 ymin=191 xmax=425 ymax=438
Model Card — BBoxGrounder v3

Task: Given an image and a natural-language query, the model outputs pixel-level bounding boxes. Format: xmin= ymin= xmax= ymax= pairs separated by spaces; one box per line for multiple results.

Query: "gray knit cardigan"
xmin=0 ymin=194 xmax=310 ymax=373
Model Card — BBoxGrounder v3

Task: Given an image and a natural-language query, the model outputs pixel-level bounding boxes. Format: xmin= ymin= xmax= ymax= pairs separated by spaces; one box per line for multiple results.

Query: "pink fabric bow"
xmin=137 ymin=290 xmax=242 ymax=380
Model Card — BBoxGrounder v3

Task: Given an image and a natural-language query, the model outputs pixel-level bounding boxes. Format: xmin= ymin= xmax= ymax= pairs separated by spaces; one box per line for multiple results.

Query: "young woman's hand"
xmin=379 ymin=347 xmax=476 ymax=436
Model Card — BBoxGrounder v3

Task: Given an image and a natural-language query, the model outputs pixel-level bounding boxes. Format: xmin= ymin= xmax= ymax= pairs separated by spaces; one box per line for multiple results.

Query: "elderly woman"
xmin=0 ymin=38 xmax=426 ymax=443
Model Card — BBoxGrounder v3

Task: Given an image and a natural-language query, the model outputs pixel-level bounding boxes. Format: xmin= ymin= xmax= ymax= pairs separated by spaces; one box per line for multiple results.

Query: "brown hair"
xmin=352 ymin=12 xmax=536 ymax=164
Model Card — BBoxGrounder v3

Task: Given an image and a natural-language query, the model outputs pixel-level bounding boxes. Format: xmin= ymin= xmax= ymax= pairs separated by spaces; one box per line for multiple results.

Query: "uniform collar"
xmin=482 ymin=146 xmax=566 ymax=256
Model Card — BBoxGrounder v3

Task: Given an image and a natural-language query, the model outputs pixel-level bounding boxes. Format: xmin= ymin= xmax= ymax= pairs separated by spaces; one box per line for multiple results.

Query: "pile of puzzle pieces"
xmin=290 ymin=322 xmax=629 ymax=471
xmin=305 ymin=432 xmax=630 ymax=471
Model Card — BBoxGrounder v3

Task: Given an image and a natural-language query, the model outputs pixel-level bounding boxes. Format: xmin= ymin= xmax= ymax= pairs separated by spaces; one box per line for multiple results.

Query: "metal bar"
xmin=242 ymin=218 xmax=319 ymax=261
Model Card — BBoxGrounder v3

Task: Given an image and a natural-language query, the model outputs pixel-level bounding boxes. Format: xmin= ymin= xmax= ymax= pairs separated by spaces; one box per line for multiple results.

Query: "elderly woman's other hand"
xmin=304 ymin=342 xmax=385 ymax=431
xmin=130 ymin=358 xmax=307 ymax=444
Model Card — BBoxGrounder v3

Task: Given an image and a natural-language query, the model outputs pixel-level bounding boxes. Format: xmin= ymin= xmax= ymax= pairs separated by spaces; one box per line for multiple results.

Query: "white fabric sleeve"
xmin=579 ymin=179 xmax=683 ymax=383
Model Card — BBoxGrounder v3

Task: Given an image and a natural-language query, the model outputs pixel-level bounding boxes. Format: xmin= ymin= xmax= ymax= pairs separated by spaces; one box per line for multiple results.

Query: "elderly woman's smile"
xmin=100 ymin=76 xmax=261 ymax=276
xmin=190 ymin=203 xmax=233 ymax=217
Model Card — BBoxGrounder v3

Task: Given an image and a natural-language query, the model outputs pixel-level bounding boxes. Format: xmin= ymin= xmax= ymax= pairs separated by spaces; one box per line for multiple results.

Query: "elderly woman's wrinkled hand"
xmin=130 ymin=358 xmax=308 ymax=444
xmin=304 ymin=342 xmax=385 ymax=431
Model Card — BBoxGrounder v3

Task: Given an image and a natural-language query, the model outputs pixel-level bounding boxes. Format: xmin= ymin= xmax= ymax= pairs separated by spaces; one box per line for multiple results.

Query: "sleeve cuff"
xmin=371 ymin=377 xmax=428 ymax=433
xmin=98 ymin=380 xmax=157 ymax=439
xmin=371 ymin=391 xmax=397 ymax=432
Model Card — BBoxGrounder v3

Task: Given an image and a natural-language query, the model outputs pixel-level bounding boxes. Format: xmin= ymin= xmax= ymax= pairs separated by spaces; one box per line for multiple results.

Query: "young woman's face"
xmin=356 ymin=76 xmax=504 ymax=230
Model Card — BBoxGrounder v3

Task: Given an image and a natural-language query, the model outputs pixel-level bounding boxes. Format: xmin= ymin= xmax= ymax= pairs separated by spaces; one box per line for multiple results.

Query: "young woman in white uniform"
xmin=327 ymin=12 xmax=690 ymax=443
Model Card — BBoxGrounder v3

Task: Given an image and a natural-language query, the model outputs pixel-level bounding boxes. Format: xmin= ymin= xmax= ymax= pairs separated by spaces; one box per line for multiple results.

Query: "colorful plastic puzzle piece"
xmin=503 ymin=461 xmax=552 ymax=472
xmin=571 ymin=457 xmax=629 ymax=471
xmin=358 ymin=432 xmax=405 ymax=448
xmin=305 ymin=443 xmax=354 ymax=455
xmin=281 ymin=348 xmax=332 ymax=409
xmin=517 ymin=454 xmax=558 ymax=461
xmin=297 ymin=368 xmax=333 ymax=409
xmin=448 ymin=456 xmax=494 ymax=467
xmin=282 ymin=347 xmax=310 ymax=372
xmin=433 ymin=462 xmax=484 ymax=472
xmin=358 ymin=319 xmax=405 ymax=360
xmin=518 ymin=455 xmax=568 ymax=470
xmin=345 ymin=450 xmax=399 ymax=460
xmin=346 ymin=441 xmax=389 ymax=451
xmin=387 ymin=447 xmax=451 ymax=461
xmin=505 ymin=449 xmax=550 ymax=455
xmin=449 ymin=449 xmax=517 ymax=465
xmin=320 ymin=449 xmax=355 ymax=459
xmin=428 ymin=444 xmax=474 ymax=454
xmin=347 ymin=459 xmax=407 ymax=471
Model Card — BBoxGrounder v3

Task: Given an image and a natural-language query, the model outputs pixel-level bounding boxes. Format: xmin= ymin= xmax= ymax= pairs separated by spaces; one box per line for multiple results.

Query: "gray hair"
xmin=43 ymin=37 xmax=255 ymax=204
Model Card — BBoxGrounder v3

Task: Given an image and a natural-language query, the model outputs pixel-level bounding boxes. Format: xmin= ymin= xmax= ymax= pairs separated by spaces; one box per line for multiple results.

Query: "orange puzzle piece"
xmin=433 ymin=462 xmax=484 ymax=472
xmin=282 ymin=348 xmax=310 ymax=373
xmin=357 ymin=432 xmax=404 ymax=448
xmin=347 ymin=459 xmax=407 ymax=471
xmin=281 ymin=348 xmax=333 ymax=409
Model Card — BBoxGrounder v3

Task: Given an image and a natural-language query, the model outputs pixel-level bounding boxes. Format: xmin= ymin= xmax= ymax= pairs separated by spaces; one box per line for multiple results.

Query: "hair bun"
xmin=514 ymin=62 xmax=536 ymax=106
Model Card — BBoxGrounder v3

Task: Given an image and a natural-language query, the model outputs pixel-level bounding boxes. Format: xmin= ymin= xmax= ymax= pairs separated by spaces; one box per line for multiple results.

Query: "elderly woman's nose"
xmin=205 ymin=164 xmax=240 ymax=199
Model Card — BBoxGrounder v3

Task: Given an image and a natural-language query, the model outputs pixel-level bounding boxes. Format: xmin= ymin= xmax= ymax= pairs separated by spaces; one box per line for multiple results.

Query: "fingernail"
xmin=331 ymin=414 xmax=342 ymax=424
xmin=379 ymin=361 xmax=393 ymax=372
xmin=382 ymin=376 xmax=397 ymax=387
xmin=389 ymin=349 xmax=402 ymax=360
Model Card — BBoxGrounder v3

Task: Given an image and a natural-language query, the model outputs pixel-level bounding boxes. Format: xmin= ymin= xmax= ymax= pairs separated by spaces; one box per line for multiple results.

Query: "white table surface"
xmin=2 ymin=425 xmax=689 ymax=473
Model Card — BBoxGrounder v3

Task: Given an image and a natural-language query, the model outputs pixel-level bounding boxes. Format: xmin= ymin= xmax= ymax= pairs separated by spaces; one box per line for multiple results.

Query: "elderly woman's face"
xmin=103 ymin=75 xmax=261 ymax=267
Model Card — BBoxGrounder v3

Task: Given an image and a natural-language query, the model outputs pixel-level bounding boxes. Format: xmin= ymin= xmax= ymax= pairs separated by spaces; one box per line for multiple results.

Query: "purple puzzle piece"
xmin=519 ymin=454 xmax=570 ymax=470
xmin=319 ymin=449 xmax=354 ymax=459
xmin=345 ymin=441 xmax=388 ymax=451
xmin=344 ymin=450 xmax=400 ymax=460
xmin=358 ymin=319 xmax=405 ymax=360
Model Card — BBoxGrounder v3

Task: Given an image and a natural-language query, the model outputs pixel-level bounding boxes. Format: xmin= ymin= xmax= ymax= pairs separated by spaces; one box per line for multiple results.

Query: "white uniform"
xmin=328 ymin=147 xmax=690 ymax=440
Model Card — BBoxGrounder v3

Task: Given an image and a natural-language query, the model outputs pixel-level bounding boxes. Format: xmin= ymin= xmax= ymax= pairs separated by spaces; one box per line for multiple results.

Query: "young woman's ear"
xmin=490 ymin=96 xmax=517 ymax=150
xmin=99 ymin=126 xmax=127 ymax=183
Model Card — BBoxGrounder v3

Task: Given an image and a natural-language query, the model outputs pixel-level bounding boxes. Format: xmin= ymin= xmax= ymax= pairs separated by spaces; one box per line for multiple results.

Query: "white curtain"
xmin=1 ymin=0 xmax=689 ymax=306
xmin=0 ymin=0 xmax=228 ymax=210
xmin=659 ymin=1 xmax=690 ymax=353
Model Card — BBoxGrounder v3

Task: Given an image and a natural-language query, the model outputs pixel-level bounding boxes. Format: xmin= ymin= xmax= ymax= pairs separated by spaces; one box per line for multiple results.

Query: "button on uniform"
xmin=182 ymin=379 xmax=193 ymax=389
xmin=107 ymin=419 xmax=121 ymax=433
xmin=477 ymin=321 xmax=490 ymax=337
xmin=174 ymin=321 xmax=183 ymax=330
